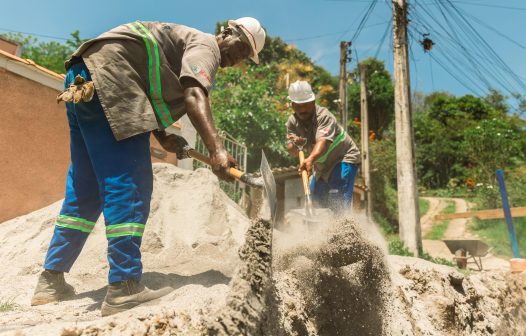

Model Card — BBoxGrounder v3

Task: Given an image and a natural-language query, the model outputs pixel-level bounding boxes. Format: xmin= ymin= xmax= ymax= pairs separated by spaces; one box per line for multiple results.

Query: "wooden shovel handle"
xmin=187 ymin=149 xmax=243 ymax=179
xmin=299 ymin=150 xmax=311 ymax=196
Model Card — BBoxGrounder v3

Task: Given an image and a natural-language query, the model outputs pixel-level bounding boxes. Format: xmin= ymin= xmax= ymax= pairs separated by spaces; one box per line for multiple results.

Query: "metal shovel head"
xmin=260 ymin=150 xmax=277 ymax=225
xmin=285 ymin=207 xmax=333 ymax=231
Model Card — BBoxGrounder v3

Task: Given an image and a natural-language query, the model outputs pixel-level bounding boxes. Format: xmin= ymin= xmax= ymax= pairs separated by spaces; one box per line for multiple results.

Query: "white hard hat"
xmin=228 ymin=17 xmax=266 ymax=64
xmin=288 ymin=80 xmax=315 ymax=104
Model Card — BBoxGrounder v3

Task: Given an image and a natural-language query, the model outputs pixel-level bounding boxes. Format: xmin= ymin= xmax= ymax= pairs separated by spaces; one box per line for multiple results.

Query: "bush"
xmin=463 ymin=118 xmax=524 ymax=208
xmin=388 ymin=238 xmax=414 ymax=256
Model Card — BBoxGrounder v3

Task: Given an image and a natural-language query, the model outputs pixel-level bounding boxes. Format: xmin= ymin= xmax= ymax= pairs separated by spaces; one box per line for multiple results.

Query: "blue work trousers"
xmin=44 ymin=62 xmax=153 ymax=283
xmin=310 ymin=162 xmax=359 ymax=213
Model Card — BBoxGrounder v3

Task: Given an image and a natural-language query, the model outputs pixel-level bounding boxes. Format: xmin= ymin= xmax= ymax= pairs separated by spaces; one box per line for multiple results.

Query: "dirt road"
xmin=421 ymin=197 xmax=508 ymax=271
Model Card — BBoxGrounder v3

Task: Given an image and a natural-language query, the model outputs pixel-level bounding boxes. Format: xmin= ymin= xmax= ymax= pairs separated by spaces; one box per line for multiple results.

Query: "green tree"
xmin=414 ymin=93 xmax=504 ymax=189
xmin=210 ymin=65 xmax=294 ymax=171
xmin=369 ymin=124 xmax=399 ymax=230
xmin=1 ymin=30 xmax=87 ymax=73
xmin=463 ymin=118 xmax=524 ymax=207
xmin=484 ymin=89 xmax=508 ymax=115
xmin=209 ymin=27 xmax=339 ymax=170
xmin=348 ymin=58 xmax=394 ymax=138
xmin=214 ymin=22 xmax=339 ymax=112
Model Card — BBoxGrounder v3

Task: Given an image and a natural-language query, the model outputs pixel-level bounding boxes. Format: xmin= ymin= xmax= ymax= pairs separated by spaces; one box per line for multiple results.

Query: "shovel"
xmin=284 ymin=145 xmax=332 ymax=229
xmin=298 ymin=149 xmax=315 ymax=218
xmin=174 ymin=136 xmax=277 ymax=224
xmin=184 ymin=147 xmax=264 ymax=188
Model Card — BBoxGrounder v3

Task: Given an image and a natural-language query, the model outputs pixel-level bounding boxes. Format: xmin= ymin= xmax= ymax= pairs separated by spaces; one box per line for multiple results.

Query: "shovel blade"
xmin=285 ymin=208 xmax=333 ymax=231
xmin=260 ymin=150 xmax=277 ymax=225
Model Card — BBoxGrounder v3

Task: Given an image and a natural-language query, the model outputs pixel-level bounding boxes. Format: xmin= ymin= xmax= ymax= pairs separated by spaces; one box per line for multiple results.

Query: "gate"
xmin=193 ymin=130 xmax=248 ymax=202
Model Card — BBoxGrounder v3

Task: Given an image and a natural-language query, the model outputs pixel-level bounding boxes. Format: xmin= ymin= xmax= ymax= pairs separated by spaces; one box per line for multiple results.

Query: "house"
xmin=0 ymin=37 xmax=196 ymax=223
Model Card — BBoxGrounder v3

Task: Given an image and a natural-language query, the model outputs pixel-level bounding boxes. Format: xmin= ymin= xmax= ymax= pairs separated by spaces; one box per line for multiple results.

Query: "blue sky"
xmin=1 ymin=0 xmax=525 ymax=101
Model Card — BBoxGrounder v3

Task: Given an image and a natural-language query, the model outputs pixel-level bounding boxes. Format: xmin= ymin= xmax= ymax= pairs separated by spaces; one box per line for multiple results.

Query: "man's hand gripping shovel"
xmin=291 ymin=138 xmax=315 ymax=218
xmin=172 ymin=135 xmax=277 ymax=225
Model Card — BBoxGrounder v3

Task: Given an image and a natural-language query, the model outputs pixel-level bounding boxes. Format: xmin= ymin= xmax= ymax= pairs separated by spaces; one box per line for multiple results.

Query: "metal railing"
xmin=193 ymin=131 xmax=248 ymax=202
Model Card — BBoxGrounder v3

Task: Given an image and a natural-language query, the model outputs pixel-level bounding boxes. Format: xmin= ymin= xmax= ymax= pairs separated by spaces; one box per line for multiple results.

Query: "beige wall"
xmin=0 ymin=69 xmax=69 ymax=223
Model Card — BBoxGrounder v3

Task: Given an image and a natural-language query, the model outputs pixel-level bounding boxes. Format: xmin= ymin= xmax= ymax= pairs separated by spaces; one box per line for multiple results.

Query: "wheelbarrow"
xmin=442 ymin=239 xmax=491 ymax=271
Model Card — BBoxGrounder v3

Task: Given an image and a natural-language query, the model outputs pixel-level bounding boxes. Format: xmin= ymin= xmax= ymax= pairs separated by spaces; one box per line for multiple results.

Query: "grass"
xmin=419 ymin=198 xmax=430 ymax=218
xmin=419 ymin=251 xmax=455 ymax=267
xmin=386 ymin=235 xmax=455 ymax=266
xmin=421 ymin=186 xmax=477 ymax=198
xmin=422 ymin=188 xmax=455 ymax=198
xmin=423 ymin=200 xmax=456 ymax=240
xmin=0 ymin=297 xmax=17 ymax=312
xmin=387 ymin=235 xmax=413 ymax=256
xmin=470 ymin=217 xmax=526 ymax=258
xmin=375 ymin=197 xmax=459 ymax=267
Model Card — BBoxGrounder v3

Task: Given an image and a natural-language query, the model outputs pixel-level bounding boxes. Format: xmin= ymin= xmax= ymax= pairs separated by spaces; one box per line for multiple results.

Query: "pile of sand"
xmin=267 ymin=218 xmax=392 ymax=336
xmin=2 ymin=163 xmax=526 ymax=335
xmin=0 ymin=164 xmax=250 ymax=335
xmin=266 ymin=217 xmax=526 ymax=335
xmin=387 ymin=256 xmax=526 ymax=335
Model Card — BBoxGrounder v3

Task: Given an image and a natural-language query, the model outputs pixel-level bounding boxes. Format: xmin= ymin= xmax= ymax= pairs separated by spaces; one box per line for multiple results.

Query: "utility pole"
xmin=392 ymin=0 xmax=422 ymax=255
xmin=359 ymin=64 xmax=372 ymax=218
xmin=339 ymin=41 xmax=351 ymax=129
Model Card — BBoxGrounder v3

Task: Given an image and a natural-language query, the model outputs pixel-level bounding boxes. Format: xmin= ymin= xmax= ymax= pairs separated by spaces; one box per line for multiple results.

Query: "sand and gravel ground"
xmin=1 ymin=164 xmax=525 ymax=335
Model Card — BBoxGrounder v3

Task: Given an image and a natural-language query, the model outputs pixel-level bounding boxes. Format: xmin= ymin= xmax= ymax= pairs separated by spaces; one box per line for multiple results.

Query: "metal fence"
xmin=193 ymin=131 xmax=248 ymax=202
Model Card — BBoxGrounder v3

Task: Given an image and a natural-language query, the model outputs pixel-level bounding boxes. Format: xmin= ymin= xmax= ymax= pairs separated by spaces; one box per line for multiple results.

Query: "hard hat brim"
xmin=287 ymin=93 xmax=316 ymax=104
xmin=228 ymin=20 xmax=259 ymax=64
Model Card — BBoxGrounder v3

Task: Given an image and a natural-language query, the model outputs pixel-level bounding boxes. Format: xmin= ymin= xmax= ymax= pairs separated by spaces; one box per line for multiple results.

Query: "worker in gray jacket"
xmin=286 ymin=80 xmax=360 ymax=212
xmin=31 ymin=17 xmax=266 ymax=316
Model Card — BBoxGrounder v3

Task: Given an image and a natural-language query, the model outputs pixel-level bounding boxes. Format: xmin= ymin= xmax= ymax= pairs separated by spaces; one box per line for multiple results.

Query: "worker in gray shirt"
xmin=32 ymin=17 xmax=266 ymax=316
xmin=286 ymin=80 xmax=360 ymax=212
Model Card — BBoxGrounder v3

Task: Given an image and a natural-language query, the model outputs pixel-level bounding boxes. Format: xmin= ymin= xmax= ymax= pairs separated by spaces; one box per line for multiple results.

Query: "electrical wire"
xmin=374 ymin=20 xmax=391 ymax=59
xmin=349 ymin=0 xmax=379 ymax=42
xmin=0 ymin=27 xmax=70 ymax=41
xmin=406 ymin=0 xmax=526 ymax=98
xmin=284 ymin=21 xmax=389 ymax=42
xmin=429 ymin=55 xmax=435 ymax=91
xmin=451 ymin=1 xmax=526 ymax=11
xmin=335 ymin=0 xmax=378 ymax=42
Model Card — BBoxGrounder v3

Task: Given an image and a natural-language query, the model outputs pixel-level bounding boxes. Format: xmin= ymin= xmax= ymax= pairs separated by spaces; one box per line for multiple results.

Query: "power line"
xmin=407 ymin=9 xmax=488 ymax=94
xmin=451 ymin=1 xmax=526 ymax=11
xmin=433 ymin=1 xmax=492 ymax=89
xmin=407 ymin=0 xmax=526 ymax=97
xmin=0 ymin=27 xmax=70 ymax=41
xmin=349 ymin=0 xmax=379 ymax=42
xmin=456 ymin=8 xmax=526 ymax=52
xmin=335 ymin=0 xmax=378 ymax=42
xmin=284 ymin=21 xmax=389 ymax=42
xmin=428 ymin=55 xmax=435 ymax=91
xmin=374 ymin=20 xmax=391 ymax=58
xmin=408 ymin=28 xmax=420 ymax=94
xmin=444 ymin=0 xmax=526 ymax=92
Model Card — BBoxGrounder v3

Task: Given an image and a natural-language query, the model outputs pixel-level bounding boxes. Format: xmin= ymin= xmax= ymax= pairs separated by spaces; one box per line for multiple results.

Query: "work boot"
xmin=31 ymin=270 xmax=75 ymax=306
xmin=100 ymin=280 xmax=173 ymax=317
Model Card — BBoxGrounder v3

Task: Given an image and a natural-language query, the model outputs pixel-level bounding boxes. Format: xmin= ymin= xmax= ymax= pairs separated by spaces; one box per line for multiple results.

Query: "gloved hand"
xmin=153 ymin=130 xmax=189 ymax=160
xmin=57 ymin=74 xmax=95 ymax=104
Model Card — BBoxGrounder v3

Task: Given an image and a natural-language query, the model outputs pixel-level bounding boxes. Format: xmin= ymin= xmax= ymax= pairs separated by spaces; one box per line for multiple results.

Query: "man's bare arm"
xmin=300 ymin=139 xmax=330 ymax=175
xmin=182 ymin=80 xmax=237 ymax=181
